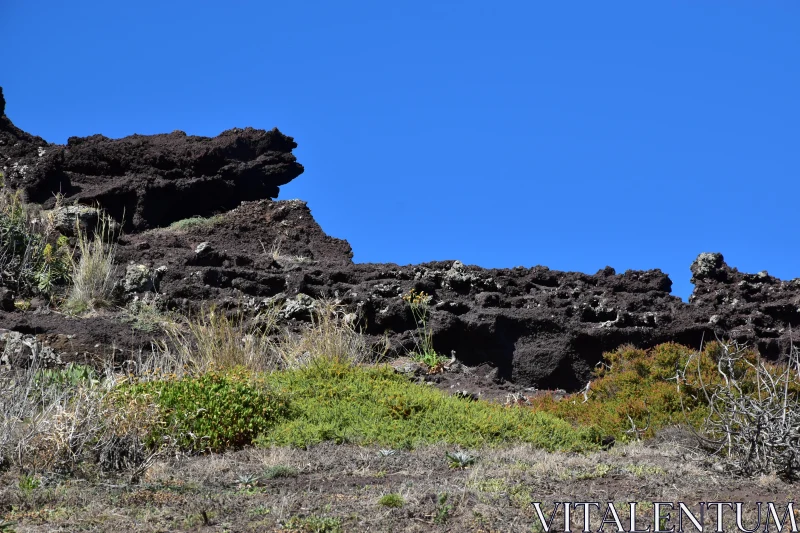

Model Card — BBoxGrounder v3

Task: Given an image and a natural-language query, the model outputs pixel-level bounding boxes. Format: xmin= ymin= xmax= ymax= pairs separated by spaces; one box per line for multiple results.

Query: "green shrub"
xmin=255 ymin=360 xmax=601 ymax=451
xmin=116 ymin=368 xmax=289 ymax=453
xmin=528 ymin=342 xmax=779 ymax=441
xmin=0 ymin=186 xmax=71 ymax=298
xmin=378 ymin=493 xmax=404 ymax=508
xmin=283 ymin=515 xmax=342 ymax=533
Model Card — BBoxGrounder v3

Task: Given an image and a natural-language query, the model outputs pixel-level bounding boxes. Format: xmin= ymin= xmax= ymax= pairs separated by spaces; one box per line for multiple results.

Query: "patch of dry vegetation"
xmin=63 ymin=213 xmax=118 ymax=314
xmin=1 ymin=441 xmax=795 ymax=532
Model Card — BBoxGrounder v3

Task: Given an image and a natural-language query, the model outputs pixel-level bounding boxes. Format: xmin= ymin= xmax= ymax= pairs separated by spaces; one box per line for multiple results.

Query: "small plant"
xmin=434 ymin=492 xmax=452 ymax=525
xmin=248 ymin=504 xmax=271 ymax=517
xmin=168 ymin=215 xmax=223 ymax=231
xmin=261 ymin=464 xmax=298 ymax=479
xmin=378 ymin=493 xmax=404 ymax=508
xmin=17 ymin=474 xmax=40 ymax=494
xmin=401 ymin=289 xmax=447 ymax=371
xmin=445 ymin=450 xmax=478 ymax=469
xmin=32 ymin=363 xmax=100 ymax=405
xmin=283 ymin=514 xmax=342 ymax=533
xmin=237 ymin=472 xmax=260 ymax=486
xmin=236 ymin=472 xmax=262 ymax=493
xmin=34 ymin=363 xmax=98 ymax=389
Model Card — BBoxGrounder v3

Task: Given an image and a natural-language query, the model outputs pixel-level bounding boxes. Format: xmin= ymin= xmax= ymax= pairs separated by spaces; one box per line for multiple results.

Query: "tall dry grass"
xmin=0 ymin=357 xmax=152 ymax=474
xmin=159 ymin=298 xmax=374 ymax=373
xmin=64 ymin=213 xmax=117 ymax=314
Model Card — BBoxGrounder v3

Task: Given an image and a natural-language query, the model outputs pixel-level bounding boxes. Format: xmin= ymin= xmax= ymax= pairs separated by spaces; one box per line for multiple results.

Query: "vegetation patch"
xmin=0 ymin=182 xmax=71 ymax=298
xmin=261 ymin=464 xmax=298 ymax=479
xmin=283 ymin=514 xmax=342 ymax=532
xmin=530 ymin=342 xmax=727 ymax=441
xmin=63 ymin=213 xmax=117 ymax=314
xmin=377 ymin=493 xmax=404 ymax=508
xmin=167 ymin=215 xmax=224 ymax=231
xmin=115 ymin=368 xmax=289 ymax=453
xmin=255 ymin=360 xmax=602 ymax=451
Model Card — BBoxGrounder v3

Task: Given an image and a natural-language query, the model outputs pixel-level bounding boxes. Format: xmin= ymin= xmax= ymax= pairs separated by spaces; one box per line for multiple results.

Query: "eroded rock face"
xmin=2 ymin=87 xmax=799 ymax=390
xmin=689 ymin=254 xmax=800 ymax=359
xmin=109 ymin=197 xmax=800 ymax=390
xmin=0 ymin=88 xmax=303 ymax=231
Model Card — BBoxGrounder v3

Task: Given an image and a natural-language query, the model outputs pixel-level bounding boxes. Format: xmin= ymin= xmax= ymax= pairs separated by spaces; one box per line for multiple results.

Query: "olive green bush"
xmin=116 ymin=368 xmax=289 ymax=453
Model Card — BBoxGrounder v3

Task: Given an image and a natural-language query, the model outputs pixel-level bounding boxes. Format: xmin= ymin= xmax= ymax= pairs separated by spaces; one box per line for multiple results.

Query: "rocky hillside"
xmin=2 ymin=86 xmax=799 ymax=391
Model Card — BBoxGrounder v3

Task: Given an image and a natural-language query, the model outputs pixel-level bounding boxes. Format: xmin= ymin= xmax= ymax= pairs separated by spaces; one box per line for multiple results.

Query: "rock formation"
xmin=0 ymin=88 xmax=303 ymax=231
xmin=2 ymin=87 xmax=799 ymax=391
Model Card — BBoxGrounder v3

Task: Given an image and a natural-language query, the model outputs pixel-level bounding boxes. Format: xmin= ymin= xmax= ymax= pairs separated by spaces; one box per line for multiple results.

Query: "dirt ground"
xmin=1 ymin=430 xmax=796 ymax=533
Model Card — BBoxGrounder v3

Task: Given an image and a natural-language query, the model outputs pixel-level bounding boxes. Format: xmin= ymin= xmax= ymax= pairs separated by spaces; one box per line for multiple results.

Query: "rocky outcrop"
xmin=0 ymin=87 xmax=303 ymax=231
xmin=109 ymin=198 xmax=800 ymax=390
xmin=2 ymin=87 xmax=799 ymax=391
xmin=688 ymin=252 xmax=800 ymax=359
xmin=0 ymin=87 xmax=49 ymax=169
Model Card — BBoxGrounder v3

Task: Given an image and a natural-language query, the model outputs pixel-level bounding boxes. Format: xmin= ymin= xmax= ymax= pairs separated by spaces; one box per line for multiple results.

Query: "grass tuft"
xmin=64 ymin=212 xmax=117 ymax=313
xmin=377 ymin=493 xmax=404 ymax=508
xmin=167 ymin=215 xmax=224 ymax=231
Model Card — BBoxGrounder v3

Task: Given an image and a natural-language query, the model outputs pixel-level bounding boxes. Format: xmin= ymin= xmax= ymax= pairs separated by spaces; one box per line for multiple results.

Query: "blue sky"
xmin=2 ymin=2 xmax=798 ymax=300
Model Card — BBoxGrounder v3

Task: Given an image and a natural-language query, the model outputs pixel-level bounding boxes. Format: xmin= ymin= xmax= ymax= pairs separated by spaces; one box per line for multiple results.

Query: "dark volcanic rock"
xmin=0 ymin=88 xmax=303 ymax=231
xmin=0 ymin=87 xmax=49 ymax=165
xmin=688 ymin=252 xmax=800 ymax=359
xmin=111 ymin=197 xmax=800 ymax=390
xmin=3 ymin=88 xmax=800 ymax=391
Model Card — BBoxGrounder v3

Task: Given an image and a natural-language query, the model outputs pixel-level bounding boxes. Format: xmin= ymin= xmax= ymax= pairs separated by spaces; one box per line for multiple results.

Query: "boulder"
xmin=49 ymin=204 xmax=121 ymax=238
xmin=0 ymin=329 xmax=62 ymax=368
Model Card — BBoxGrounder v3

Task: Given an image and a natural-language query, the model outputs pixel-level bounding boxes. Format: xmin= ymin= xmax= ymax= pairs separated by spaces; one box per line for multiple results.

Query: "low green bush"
xmin=378 ymin=493 xmax=404 ymax=508
xmin=115 ymin=368 xmax=289 ymax=453
xmin=255 ymin=360 xmax=602 ymax=451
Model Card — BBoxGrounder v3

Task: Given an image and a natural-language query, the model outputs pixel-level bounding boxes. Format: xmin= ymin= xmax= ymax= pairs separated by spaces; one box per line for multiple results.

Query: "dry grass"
xmin=64 ymin=213 xmax=118 ymax=314
xmin=160 ymin=298 xmax=373 ymax=374
xmin=160 ymin=303 xmax=281 ymax=373
xmin=277 ymin=298 xmax=374 ymax=368
xmin=2 ymin=439 xmax=795 ymax=532
xmin=0 ymin=357 xmax=153 ymax=475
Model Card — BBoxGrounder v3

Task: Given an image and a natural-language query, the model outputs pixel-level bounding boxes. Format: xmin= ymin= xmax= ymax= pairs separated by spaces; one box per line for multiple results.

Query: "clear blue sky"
xmin=2 ymin=2 xmax=798 ymax=300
